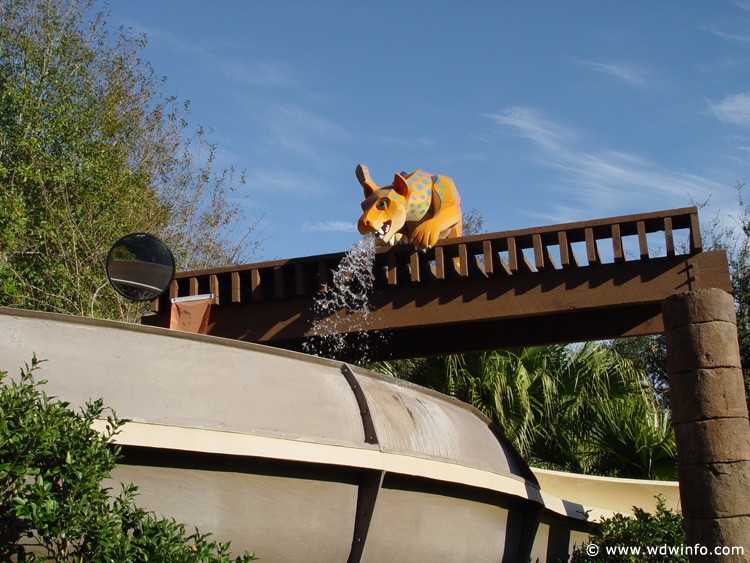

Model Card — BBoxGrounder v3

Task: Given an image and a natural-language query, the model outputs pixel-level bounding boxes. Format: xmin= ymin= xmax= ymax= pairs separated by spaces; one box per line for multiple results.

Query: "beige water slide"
xmin=0 ymin=308 xmax=677 ymax=562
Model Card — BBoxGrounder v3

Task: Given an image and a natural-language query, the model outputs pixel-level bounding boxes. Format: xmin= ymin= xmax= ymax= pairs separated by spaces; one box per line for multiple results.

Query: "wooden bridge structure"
xmin=141 ymin=206 xmax=750 ymax=553
xmin=143 ymin=206 xmax=730 ymax=361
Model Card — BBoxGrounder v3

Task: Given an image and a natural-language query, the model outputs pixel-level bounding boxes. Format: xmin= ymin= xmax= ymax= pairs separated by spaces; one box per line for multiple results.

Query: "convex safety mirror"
xmin=106 ymin=233 xmax=175 ymax=302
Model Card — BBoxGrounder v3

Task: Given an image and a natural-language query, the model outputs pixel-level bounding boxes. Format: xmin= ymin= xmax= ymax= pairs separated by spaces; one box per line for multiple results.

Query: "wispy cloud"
xmin=245 ymin=168 xmax=331 ymax=196
xmin=709 ymin=92 xmax=750 ymax=125
xmin=486 ymin=106 xmax=575 ymax=153
xmin=302 ymin=220 xmax=355 ymax=233
xmin=127 ymin=21 xmax=348 ymax=170
xmin=216 ymin=59 xmax=297 ymax=88
xmin=128 ymin=22 xmax=298 ymax=88
xmin=485 ymin=106 xmax=723 ymax=219
xmin=704 ymin=25 xmax=750 ymax=44
xmin=574 ymin=60 xmax=651 ymax=86
xmin=262 ymin=102 xmax=349 ymax=161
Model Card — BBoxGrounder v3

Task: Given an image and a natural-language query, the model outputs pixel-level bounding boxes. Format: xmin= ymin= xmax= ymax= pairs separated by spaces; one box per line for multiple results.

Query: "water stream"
xmin=303 ymin=234 xmax=383 ymax=364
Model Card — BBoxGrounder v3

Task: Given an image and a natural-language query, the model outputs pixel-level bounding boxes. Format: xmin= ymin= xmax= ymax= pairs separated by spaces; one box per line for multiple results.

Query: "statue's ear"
xmin=356 ymin=164 xmax=379 ymax=198
xmin=392 ymin=173 xmax=409 ymax=198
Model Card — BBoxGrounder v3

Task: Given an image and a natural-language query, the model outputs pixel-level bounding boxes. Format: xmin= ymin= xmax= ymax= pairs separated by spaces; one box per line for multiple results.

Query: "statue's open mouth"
xmin=376 ymin=220 xmax=391 ymax=239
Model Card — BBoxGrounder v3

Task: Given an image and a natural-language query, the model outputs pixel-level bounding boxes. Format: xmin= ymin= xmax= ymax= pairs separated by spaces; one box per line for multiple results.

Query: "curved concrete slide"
xmin=0 ymin=308 xmax=673 ymax=562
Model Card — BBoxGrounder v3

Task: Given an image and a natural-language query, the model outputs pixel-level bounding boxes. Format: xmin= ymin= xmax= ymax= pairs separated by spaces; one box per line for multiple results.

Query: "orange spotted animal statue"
xmin=356 ymin=164 xmax=462 ymax=250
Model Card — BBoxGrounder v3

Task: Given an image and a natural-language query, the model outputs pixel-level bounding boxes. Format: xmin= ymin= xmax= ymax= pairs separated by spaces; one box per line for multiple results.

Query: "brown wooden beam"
xmin=143 ymin=251 xmax=730 ymax=361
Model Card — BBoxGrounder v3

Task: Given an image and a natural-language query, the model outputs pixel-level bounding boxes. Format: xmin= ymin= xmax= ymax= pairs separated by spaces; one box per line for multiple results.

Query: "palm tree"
xmin=586 ymin=396 xmax=676 ymax=480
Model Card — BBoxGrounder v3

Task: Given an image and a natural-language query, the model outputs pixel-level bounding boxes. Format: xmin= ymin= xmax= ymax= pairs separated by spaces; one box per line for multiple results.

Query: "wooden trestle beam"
xmin=143 ymin=207 xmax=731 ymax=361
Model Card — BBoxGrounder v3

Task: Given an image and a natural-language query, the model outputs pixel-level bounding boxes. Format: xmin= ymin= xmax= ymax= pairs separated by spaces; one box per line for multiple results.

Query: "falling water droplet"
xmin=303 ymin=234 xmax=382 ymax=364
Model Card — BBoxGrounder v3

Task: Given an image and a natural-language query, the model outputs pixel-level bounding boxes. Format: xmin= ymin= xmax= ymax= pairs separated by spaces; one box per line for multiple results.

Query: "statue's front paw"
xmin=412 ymin=221 xmax=440 ymax=250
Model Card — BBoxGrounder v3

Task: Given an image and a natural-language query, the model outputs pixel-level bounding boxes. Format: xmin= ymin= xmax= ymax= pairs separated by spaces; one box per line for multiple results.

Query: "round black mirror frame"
xmin=106 ymin=233 xmax=176 ymax=302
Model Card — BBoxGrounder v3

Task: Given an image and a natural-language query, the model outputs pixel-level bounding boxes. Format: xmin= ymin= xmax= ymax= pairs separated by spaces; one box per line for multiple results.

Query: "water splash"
xmin=303 ymin=234 xmax=381 ymax=363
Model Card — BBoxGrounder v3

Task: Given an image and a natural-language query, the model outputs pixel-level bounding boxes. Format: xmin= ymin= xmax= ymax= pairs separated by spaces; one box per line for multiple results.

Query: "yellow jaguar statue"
xmin=355 ymin=164 xmax=462 ymax=250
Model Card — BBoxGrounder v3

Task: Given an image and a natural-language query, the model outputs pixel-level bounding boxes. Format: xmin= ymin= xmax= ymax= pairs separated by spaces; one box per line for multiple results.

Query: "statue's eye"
xmin=376 ymin=200 xmax=387 ymax=210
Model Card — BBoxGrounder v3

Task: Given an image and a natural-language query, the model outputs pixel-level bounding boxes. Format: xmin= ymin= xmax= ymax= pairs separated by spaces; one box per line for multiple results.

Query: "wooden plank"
xmin=585 ymin=228 xmax=601 ymax=266
xmin=637 ymin=221 xmax=649 ymax=260
xmin=425 ymin=206 xmax=698 ymax=251
xmin=231 ymin=271 xmax=241 ymax=303
xmin=558 ymin=231 xmax=571 ymax=268
xmin=410 ymin=250 xmax=421 ymax=283
xmin=483 ymin=240 xmax=494 ymax=276
xmin=317 ymin=261 xmax=329 ymax=293
xmin=458 ymin=244 xmax=469 ymax=277
xmin=170 ymin=207 xmax=699 ymax=282
xmin=161 ymin=207 xmax=712 ymax=316
xmin=434 ymin=247 xmax=446 ymax=280
xmin=507 ymin=237 xmax=519 ymax=273
xmin=533 ymin=234 xmax=545 ymax=271
xmin=387 ymin=254 xmax=398 ymax=286
xmin=690 ymin=212 xmax=703 ymax=252
xmin=612 ymin=224 xmax=624 ymax=263
xmin=169 ymin=279 xmax=179 ymax=300
xmin=531 ymin=233 xmax=558 ymax=270
xmin=251 ymin=269 xmax=262 ymax=301
xmin=209 ymin=274 xmax=219 ymax=304
xmin=665 ymin=216 xmax=675 ymax=257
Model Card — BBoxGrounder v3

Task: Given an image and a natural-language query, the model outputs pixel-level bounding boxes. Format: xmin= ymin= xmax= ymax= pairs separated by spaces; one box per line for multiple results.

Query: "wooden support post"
xmin=250 ymin=269 xmax=262 ymax=301
xmin=169 ymin=279 xmax=179 ymax=301
xmin=458 ymin=244 xmax=469 ymax=277
xmin=483 ymin=240 xmax=495 ymax=276
xmin=409 ymin=250 xmax=421 ymax=283
xmin=209 ymin=274 xmax=219 ymax=304
xmin=662 ymin=289 xmax=750 ymax=560
xmin=434 ymin=247 xmax=446 ymax=280
xmin=231 ymin=271 xmax=241 ymax=304
xmin=584 ymin=227 xmax=601 ymax=266
xmin=611 ymin=224 xmax=625 ymax=263
xmin=664 ymin=216 xmax=675 ymax=257
xmin=387 ymin=254 xmax=398 ymax=286
xmin=637 ymin=221 xmax=649 ymax=259
xmin=690 ymin=212 xmax=703 ymax=253
xmin=558 ymin=231 xmax=577 ymax=268
xmin=317 ymin=261 xmax=330 ymax=294
xmin=507 ymin=237 xmax=520 ymax=273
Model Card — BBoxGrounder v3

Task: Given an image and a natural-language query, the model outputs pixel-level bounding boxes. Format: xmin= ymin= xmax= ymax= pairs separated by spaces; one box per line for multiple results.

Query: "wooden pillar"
xmin=662 ymin=289 xmax=750 ymax=561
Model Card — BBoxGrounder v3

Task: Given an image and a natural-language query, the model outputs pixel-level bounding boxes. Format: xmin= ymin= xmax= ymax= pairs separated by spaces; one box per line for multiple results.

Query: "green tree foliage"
xmin=703 ymin=183 xmax=750 ymax=406
xmin=571 ymin=496 xmax=686 ymax=562
xmin=606 ymin=335 xmax=669 ymax=409
xmin=461 ymin=207 xmax=484 ymax=236
xmin=372 ymin=344 xmax=676 ymax=479
xmin=0 ymin=0 xmax=260 ymax=320
xmin=0 ymin=356 xmax=256 ymax=561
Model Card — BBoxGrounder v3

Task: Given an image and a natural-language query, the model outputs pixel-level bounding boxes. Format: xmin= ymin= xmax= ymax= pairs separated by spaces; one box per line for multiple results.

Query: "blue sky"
xmin=100 ymin=1 xmax=750 ymax=261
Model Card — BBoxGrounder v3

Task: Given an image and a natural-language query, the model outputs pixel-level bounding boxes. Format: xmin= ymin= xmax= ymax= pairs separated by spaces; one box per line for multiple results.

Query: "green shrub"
xmin=571 ymin=496 xmax=685 ymax=562
xmin=0 ymin=356 xmax=256 ymax=561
